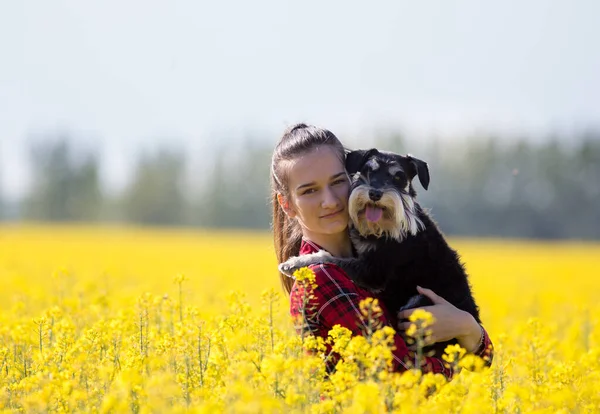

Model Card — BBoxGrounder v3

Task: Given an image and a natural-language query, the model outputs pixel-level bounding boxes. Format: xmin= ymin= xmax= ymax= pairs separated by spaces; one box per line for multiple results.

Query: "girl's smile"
xmin=320 ymin=209 xmax=344 ymax=219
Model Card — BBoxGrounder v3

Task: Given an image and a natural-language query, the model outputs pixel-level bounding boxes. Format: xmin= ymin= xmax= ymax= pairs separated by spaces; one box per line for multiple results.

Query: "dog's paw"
xmin=278 ymin=250 xmax=332 ymax=277
xmin=398 ymin=294 xmax=434 ymax=313
xmin=278 ymin=260 xmax=298 ymax=277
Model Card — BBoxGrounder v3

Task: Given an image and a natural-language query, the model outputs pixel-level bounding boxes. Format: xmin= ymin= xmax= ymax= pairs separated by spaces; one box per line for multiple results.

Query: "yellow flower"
xmin=173 ymin=273 xmax=188 ymax=284
xmin=3 ymin=225 xmax=600 ymax=413
xmin=442 ymin=344 xmax=467 ymax=364
xmin=294 ymin=267 xmax=317 ymax=284
xmin=408 ymin=308 xmax=436 ymax=326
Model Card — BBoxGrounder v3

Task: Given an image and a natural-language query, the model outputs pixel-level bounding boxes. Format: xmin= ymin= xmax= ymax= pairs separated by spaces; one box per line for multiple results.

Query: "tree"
xmin=23 ymin=136 xmax=103 ymax=221
xmin=121 ymin=148 xmax=188 ymax=225
xmin=195 ymin=140 xmax=272 ymax=229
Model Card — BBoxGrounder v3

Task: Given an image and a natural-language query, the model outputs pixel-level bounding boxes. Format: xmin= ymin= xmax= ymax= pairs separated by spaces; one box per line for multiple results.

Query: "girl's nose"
xmin=321 ymin=186 xmax=339 ymax=208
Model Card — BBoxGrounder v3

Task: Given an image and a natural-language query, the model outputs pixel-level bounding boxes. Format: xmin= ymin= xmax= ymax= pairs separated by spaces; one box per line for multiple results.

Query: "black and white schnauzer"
xmin=280 ymin=148 xmax=481 ymax=355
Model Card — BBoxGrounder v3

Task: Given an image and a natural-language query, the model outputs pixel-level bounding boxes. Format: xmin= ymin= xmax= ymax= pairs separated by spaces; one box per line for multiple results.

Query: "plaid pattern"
xmin=289 ymin=239 xmax=494 ymax=380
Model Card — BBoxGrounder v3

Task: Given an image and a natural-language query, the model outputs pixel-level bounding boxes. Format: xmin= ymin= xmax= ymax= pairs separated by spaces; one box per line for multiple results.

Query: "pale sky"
xmin=1 ymin=0 xmax=599 ymax=199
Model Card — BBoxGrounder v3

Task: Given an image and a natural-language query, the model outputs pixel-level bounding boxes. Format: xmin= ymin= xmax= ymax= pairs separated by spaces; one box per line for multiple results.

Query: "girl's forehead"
xmin=286 ymin=147 xmax=344 ymax=183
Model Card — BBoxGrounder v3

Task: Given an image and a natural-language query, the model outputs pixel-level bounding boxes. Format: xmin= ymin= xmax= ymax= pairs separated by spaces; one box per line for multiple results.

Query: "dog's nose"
xmin=369 ymin=189 xmax=382 ymax=201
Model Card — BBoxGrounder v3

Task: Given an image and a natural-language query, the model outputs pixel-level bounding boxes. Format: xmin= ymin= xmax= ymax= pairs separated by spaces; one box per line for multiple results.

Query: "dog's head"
xmin=345 ymin=148 xmax=430 ymax=241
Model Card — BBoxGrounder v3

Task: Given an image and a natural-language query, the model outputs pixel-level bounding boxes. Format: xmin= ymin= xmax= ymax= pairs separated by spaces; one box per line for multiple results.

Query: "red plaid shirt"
xmin=289 ymin=238 xmax=494 ymax=380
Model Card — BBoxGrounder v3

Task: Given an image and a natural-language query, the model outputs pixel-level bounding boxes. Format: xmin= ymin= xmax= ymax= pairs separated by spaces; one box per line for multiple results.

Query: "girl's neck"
xmin=303 ymin=230 xmax=353 ymax=258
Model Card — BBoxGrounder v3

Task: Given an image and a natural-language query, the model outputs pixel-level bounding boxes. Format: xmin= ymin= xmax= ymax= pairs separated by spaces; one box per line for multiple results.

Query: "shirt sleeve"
xmin=472 ymin=324 xmax=494 ymax=367
xmin=298 ymin=263 xmax=455 ymax=380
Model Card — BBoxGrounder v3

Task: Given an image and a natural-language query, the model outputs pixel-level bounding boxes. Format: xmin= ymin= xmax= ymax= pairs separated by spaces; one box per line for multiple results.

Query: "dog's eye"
xmin=394 ymin=174 xmax=402 ymax=181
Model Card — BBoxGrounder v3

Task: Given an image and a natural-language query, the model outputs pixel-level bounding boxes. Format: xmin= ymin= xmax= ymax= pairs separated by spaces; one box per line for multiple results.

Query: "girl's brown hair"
xmin=271 ymin=123 xmax=346 ymax=295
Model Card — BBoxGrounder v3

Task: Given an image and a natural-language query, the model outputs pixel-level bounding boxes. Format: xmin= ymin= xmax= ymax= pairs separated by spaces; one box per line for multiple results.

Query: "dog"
xmin=279 ymin=148 xmax=481 ymax=357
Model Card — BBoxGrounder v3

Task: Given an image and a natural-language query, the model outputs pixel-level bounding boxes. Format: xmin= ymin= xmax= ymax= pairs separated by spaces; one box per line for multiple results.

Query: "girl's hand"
xmin=397 ymin=286 xmax=483 ymax=353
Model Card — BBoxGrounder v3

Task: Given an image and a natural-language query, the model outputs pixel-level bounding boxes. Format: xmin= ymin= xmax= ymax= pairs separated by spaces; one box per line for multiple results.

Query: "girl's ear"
xmin=277 ymin=193 xmax=296 ymax=218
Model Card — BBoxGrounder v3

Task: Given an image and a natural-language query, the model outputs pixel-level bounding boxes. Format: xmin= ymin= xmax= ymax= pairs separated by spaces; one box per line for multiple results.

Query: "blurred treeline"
xmin=0 ymin=130 xmax=599 ymax=240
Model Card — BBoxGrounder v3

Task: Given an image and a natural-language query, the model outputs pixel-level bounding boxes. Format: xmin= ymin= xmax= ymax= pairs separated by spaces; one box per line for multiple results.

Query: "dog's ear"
xmin=400 ymin=154 xmax=430 ymax=190
xmin=345 ymin=148 xmax=379 ymax=174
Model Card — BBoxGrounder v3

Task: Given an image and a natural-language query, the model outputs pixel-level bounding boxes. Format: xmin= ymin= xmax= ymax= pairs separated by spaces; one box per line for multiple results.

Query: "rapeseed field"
xmin=1 ymin=224 xmax=599 ymax=413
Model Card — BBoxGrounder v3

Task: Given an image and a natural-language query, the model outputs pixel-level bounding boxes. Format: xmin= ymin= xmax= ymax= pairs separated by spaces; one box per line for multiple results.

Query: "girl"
xmin=271 ymin=123 xmax=493 ymax=379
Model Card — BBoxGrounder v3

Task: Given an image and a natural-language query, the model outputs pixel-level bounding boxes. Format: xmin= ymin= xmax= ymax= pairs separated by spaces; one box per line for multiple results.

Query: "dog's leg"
xmin=325 ymin=256 xmax=387 ymax=292
xmin=278 ymin=251 xmax=333 ymax=276
xmin=279 ymin=252 xmax=386 ymax=292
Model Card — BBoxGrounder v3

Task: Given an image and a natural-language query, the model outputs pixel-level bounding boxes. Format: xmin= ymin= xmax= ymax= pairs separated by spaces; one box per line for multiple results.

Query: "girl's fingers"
xmin=397 ymin=322 xmax=410 ymax=330
xmin=407 ymin=336 xmax=436 ymax=351
xmin=397 ymin=309 xmax=413 ymax=320
xmin=417 ymin=285 xmax=449 ymax=305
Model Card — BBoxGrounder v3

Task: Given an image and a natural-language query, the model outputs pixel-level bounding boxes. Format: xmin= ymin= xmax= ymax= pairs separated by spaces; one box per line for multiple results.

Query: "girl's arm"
xmin=296 ymin=264 xmax=455 ymax=379
xmin=397 ymin=286 xmax=493 ymax=366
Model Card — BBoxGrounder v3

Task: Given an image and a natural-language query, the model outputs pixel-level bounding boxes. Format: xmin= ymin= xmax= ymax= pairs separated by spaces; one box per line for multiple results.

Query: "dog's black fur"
xmin=280 ymin=148 xmax=481 ymax=356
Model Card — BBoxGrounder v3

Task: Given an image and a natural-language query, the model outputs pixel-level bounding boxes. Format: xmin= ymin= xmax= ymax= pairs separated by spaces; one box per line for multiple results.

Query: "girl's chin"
xmin=322 ymin=221 xmax=348 ymax=234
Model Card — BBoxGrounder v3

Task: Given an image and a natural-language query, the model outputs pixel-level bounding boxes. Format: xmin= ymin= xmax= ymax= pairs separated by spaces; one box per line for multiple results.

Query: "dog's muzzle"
xmin=349 ymin=185 xmax=424 ymax=240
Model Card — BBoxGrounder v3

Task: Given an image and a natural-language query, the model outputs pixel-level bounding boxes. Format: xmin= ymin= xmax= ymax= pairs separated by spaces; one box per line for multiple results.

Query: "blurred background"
xmin=1 ymin=0 xmax=599 ymax=239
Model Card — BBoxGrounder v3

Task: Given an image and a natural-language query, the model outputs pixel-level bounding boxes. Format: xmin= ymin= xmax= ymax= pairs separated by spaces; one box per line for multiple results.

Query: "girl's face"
xmin=283 ymin=146 xmax=350 ymax=239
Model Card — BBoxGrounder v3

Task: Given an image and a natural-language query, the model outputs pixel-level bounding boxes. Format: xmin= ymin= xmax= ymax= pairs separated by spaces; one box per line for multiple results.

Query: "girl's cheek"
xmin=337 ymin=184 xmax=350 ymax=200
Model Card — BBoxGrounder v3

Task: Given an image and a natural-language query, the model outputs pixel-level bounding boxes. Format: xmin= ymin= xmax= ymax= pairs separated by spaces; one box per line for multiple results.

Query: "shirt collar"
xmin=300 ymin=238 xmax=325 ymax=255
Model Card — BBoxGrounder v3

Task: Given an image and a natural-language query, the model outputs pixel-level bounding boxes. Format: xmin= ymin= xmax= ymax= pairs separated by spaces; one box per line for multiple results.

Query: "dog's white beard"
xmin=349 ymin=185 xmax=424 ymax=241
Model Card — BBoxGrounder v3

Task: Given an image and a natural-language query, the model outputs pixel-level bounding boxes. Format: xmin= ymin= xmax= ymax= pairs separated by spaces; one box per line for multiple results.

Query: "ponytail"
xmin=272 ymin=193 xmax=302 ymax=295
xmin=270 ymin=123 xmax=346 ymax=296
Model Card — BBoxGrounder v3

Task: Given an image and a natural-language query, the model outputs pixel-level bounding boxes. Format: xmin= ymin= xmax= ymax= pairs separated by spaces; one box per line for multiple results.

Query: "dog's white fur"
xmin=348 ymin=185 xmax=424 ymax=241
xmin=366 ymin=159 xmax=379 ymax=171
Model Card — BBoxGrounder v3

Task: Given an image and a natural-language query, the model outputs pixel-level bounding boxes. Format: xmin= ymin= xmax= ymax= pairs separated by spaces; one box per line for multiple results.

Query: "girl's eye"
xmin=302 ymin=188 xmax=316 ymax=195
xmin=332 ymin=179 xmax=346 ymax=185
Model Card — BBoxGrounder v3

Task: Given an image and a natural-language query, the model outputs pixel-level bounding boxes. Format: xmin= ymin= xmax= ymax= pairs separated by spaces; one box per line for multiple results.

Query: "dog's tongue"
xmin=365 ymin=205 xmax=383 ymax=222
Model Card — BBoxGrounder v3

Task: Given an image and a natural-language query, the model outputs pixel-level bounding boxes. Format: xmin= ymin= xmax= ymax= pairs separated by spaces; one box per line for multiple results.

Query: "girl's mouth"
xmin=321 ymin=209 xmax=344 ymax=219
